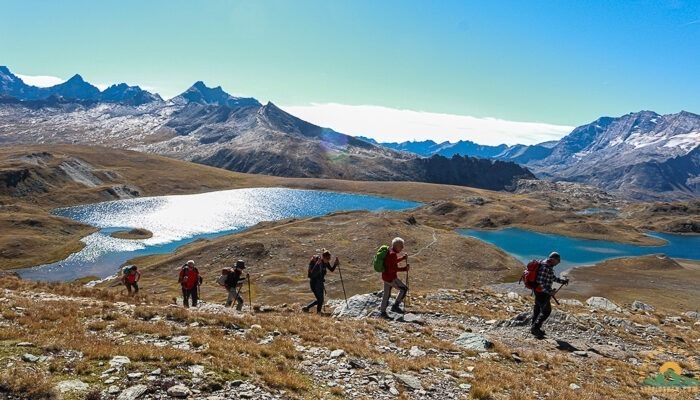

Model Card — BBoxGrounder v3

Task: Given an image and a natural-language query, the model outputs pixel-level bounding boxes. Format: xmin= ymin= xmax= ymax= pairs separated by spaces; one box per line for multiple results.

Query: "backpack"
xmin=520 ymin=260 xmax=541 ymax=290
xmin=307 ymin=255 xmax=321 ymax=279
xmin=122 ymin=265 xmax=133 ymax=275
xmin=216 ymin=269 xmax=229 ymax=287
xmin=373 ymin=245 xmax=390 ymax=273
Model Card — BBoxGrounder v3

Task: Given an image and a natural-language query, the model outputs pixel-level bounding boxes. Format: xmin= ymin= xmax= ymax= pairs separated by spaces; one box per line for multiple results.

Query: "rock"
xmin=394 ymin=374 xmax=423 ymax=390
xmin=409 ymin=346 xmax=426 ymax=357
xmin=188 ymin=365 xmax=205 ymax=376
xmin=560 ymin=299 xmax=584 ymax=307
xmin=333 ymin=293 xmax=382 ymax=318
xmin=16 ymin=342 xmax=34 ymax=347
xmin=349 ymin=359 xmax=366 ymax=369
xmin=459 ymin=383 xmax=472 ymax=391
xmin=22 ymin=353 xmax=39 ymax=363
xmin=389 ymin=386 xmax=399 ymax=395
xmin=399 ymin=313 xmax=425 ymax=324
xmin=646 ymin=325 xmax=664 ymax=335
xmin=330 ymin=349 xmax=345 ymax=358
xmin=573 ymin=351 xmax=589 ymax=357
xmin=230 ymin=380 xmax=245 ymax=387
xmin=117 ymin=384 xmax=148 ymax=400
xmin=109 ymin=355 xmax=131 ymax=368
xmin=454 ymin=333 xmax=494 ymax=352
xmin=503 ymin=311 xmax=531 ymax=327
xmin=127 ymin=372 xmax=143 ymax=379
xmin=507 ymin=292 xmax=520 ymax=300
xmin=167 ymin=385 xmax=191 ymax=398
xmin=250 ymin=324 xmax=262 ymax=329
xmin=586 ymin=297 xmax=621 ymax=312
xmin=569 ymin=383 xmax=581 ymax=390
xmin=684 ymin=311 xmax=700 ymax=319
xmin=108 ymin=385 xmax=121 ymax=394
xmin=632 ymin=301 xmax=655 ymax=311
xmin=150 ymin=368 xmax=162 ymax=375
xmin=56 ymin=380 xmax=89 ymax=393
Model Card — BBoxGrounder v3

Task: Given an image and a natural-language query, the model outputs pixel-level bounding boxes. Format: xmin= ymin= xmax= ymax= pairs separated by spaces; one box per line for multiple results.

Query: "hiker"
xmin=178 ymin=260 xmax=201 ymax=308
xmin=302 ymin=249 xmax=338 ymax=313
xmin=121 ymin=265 xmax=140 ymax=296
xmin=225 ymin=260 xmax=248 ymax=310
xmin=531 ymin=252 xmax=569 ymax=337
xmin=380 ymin=237 xmax=410 ymax=317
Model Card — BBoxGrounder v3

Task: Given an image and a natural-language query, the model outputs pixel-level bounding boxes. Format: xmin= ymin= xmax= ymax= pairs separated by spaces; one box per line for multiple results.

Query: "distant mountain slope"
xmin=0 ymin=66 xmax=161 ymax=105
xmin=530 ymin=111 xmax=700 ymax=200
xmin=0 ymin=67 xmax=533 ymax=191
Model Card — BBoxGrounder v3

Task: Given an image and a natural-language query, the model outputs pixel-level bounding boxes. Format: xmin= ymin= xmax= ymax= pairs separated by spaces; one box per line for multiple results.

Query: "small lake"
xmin=16 ymin=188 xmax=420 ymax=281
xmin=458 ymin=228 xmax=700 ymax=272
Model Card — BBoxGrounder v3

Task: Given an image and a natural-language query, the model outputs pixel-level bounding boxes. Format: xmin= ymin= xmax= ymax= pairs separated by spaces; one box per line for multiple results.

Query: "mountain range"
xmin=363 ymin=111 xmax=700 ymax=201
xmin=0 ymin=66 xmax=533 ymax=191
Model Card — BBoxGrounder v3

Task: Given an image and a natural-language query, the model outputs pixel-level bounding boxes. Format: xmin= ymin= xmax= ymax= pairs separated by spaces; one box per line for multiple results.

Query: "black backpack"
xmin=307 ymin=255 xmax=322 ymax=279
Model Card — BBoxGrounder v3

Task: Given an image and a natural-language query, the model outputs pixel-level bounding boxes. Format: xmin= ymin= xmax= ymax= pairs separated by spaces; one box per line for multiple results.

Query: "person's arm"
xmin=135 ymin=272 xmax=141 ymax=282
xmin=178 ymin=269 xmax=184 ymax=283
xmin=327 ymin=258 xmax=339 ymax=272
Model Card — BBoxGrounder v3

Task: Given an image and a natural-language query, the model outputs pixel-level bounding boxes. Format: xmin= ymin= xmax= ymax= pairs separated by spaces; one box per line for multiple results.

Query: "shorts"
xmin=125 ymin=282 xmax=139 ymax=292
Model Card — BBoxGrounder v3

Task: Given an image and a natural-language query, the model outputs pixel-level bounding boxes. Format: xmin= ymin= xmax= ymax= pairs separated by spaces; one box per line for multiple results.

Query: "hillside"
xmin=0 ymin=272 xmax=697 ymax=399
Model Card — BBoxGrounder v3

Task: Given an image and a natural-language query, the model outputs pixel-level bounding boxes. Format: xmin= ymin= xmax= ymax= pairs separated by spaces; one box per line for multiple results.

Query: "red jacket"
xmin=382 ymin=250 xmax=408 ymax=282
xmin=179 ymin=267 xmax=200 ymax=290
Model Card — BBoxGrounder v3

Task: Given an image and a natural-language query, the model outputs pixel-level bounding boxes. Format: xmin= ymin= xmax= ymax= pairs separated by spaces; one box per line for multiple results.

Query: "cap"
xmin=235 ymin=260 xmax=246 ymax=269
xmin=187 ymin=260 xmax=195 ymax=265
xmin=548 ymin=252 xmax=561 ymax=260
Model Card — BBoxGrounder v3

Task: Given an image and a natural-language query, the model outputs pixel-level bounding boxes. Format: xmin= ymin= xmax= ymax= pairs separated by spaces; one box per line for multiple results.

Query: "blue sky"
xmin=1 ymin=0 xmax=698 ymax=144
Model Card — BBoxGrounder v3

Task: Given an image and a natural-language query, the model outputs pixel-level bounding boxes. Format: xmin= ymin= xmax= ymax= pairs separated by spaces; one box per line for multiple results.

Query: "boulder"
xmin=56 ymin=380 xmax=89 ymax=393
xmin=109 ymin=355 xmax=131 ymax=368
xmin=632 ymin=301 xmax=655 ymax=311
xmin=117 ymin=384 xmax=148 ymax=400
xmin=394 ymin=374 xmax=423 ymax=390
xmin=167 ymin=385 xmax=191 ymax=398
xmin=586 ymin=297 xmax=621 ymax=312
xmin=454 ymin=333 xmax=494 ymax=352
xmin=409 ymin=346 xmax=426 ymax=357
xmin=330 ymin=349 xmax=345 ymax=358
xmin=22 ymin=353 xmax=39 ymax=363
xmin=684 ymin=311 xmax=699 ymax=319
xmin=399 ymin=313 xmax=425 ymax=324
xmin=333 ymin=293 xmax=382 ymax=318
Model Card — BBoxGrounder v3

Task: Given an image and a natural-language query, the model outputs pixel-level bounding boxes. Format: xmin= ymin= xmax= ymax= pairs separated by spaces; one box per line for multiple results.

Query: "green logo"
xmin=644 ymin=362 xmax=698 ymax=388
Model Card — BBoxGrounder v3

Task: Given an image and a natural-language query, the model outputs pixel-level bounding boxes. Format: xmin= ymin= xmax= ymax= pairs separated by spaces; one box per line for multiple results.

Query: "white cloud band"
xmin=280 ymin=103 xmax=574 ymax=145
xmin=15 ymin=74 xmax=65 ymax=87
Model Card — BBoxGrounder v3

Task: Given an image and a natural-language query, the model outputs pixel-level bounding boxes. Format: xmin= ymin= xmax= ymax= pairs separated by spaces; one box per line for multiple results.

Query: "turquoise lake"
xmin=16 ymin=188 xmax=420 ymax=282
xmin=459 ymin=228 xmax=700 ymax=272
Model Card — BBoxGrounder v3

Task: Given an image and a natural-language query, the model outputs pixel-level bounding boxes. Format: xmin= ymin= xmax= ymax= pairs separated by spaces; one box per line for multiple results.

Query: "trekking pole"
xmin=247 ymin=273 xmax=252 ymax=313
xmin=405 ymin=257 xmax=410 ymax=308
xmin=551 ymin=283 xmax=565 ymax=305
xmin=336 ymin=257 xmax=348 ymax=306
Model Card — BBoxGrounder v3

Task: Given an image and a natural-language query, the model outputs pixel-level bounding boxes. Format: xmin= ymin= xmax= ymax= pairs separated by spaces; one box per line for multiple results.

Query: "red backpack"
xmin=520 ymin=260 xmax=541 ymax=290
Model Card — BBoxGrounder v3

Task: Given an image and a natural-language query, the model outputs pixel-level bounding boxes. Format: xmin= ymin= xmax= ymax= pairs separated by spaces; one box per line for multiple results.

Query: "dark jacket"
xmin=225 ymin=269 xmax=243 ymax=289
xmin=308 ymin=258 xmax=336 ymax=282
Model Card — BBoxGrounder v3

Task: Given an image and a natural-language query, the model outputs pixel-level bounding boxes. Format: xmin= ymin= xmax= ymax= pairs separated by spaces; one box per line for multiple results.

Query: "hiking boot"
xmin=302 ymin=306 xmax=310 ymax=313
xmin=391 ymin=306 xmax=404 ymax=314
xmin=379 ymin=311 xmax=390 ymax=319
xmin=530 ymin=326 xmax=545 ymax=337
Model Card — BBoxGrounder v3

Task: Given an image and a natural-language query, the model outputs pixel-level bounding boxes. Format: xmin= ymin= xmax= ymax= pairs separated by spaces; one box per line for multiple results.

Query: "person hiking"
xmin=178 ymin=260 xmax=201 ymax=308
xmin=380 ymin=237 xmax=410 ymax=318
xmin=225 ymin=260 xmax=248 ymax=310
xmin=302 ymin=249 xmax=338 ymax=313
xmin=531 ymin=252 xmax=569 ymax=337
xmin=121 ymin=265 xmax=140 ymax=297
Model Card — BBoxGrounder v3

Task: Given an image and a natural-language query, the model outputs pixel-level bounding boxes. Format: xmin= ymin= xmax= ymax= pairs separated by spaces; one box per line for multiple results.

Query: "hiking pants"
xmin=381 ymin=278 xmax=408 ymax=312
xmin=532 ymin=291 xmax=552 ymax=328
xmin=182 ymin=287 xmax=198 ymax=307
xmin=305 ymin=279 xmax=325 ymax=313
xmin=226 ymin=286 xmax=244 ymax=310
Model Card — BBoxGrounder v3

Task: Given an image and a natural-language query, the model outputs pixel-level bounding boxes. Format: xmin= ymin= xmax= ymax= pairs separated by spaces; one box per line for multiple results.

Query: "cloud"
xmin=280 ymin=103 xmax=574 ymax=146
xmin=682 ymin=19 xmax=699 ymax=27
xmin=15 ymin=74 xmax=65 ymax=87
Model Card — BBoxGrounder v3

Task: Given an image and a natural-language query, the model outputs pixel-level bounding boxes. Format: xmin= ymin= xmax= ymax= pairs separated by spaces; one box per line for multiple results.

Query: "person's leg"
xmin=182 ymin=288 xmax=190 ymax=308
xmin=226 ymin=287 xmax=235 ymax=307
xmin=392 ymin=279 xmax=408 ymax=309
xmin=380 ymin=281 xmax=393 ymax=313
xmin=533 ymin=292 xmax=551 ymax=331
xmin=531 ymin=297 xmax=541 ymax=327
xmin=314 ymin=282 xmax=324 ymax=313
xmin=236 ymin=292 xmax=244 ymax=311
xmin=304 ymin=280 xmax=318 ymax=311
xmin=191 ymin=288 xmax=199 ymax=307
